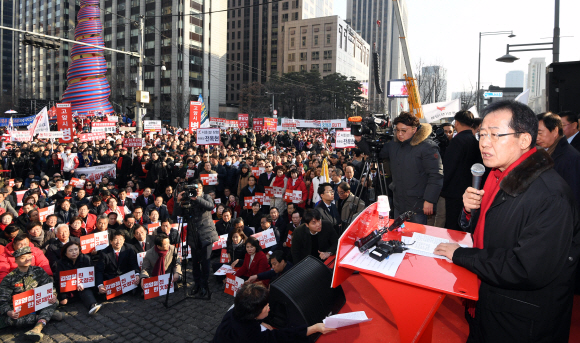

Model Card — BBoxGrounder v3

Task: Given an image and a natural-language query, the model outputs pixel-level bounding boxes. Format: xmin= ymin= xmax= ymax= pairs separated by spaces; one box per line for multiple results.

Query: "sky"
xmin=334 ymin=0 xmax=580 ymax=99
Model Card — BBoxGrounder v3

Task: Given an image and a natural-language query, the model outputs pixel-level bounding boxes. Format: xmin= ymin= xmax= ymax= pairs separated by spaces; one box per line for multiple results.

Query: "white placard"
xmin=196 ymin=128 xmax=220 ymax=145
xmin=144 ymin=120 xmax=162 ymax=131
xmin=77 ymin=267 xmax=96 ymax=288
xmin=336 ymin=130 xmax=355 ymax=148
xmin=38 ymin=131 xmax=64 ymax=139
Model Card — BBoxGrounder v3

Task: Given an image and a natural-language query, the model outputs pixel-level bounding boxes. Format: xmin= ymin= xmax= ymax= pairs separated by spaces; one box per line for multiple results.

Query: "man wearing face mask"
xmin=223 ymin=157 xmax=238 ymax=194
xmin=61 ymin=148 xmax=79 ymax=180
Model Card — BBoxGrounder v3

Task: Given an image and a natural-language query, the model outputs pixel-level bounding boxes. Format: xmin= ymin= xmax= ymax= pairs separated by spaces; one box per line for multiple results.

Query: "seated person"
xmin=247 ymin=250 xmax=293 ymax=284
xmin=107 ymin=212 xmax=120 ymax=232
xmin=73 ymin=189 xmax=90 ymax=208
xmin=104 ymin=197 xmax=125 ymax=222
xmin=55 ymin=242 xmax=102 ymax=315
xmin=234 ymin=237 xmax=270 ymax=283
xmin=42 ymin=214 xmax=59 ymax=233
xmin=0 ymin=225 xmax=22 ymax=247
xmin=259 ymin=215 xmax=282 ymax=252
xmin=148 ymin=209 xmax=160 ymax=228
xmin=129 ymin=225 xmax=154 ymax=253
xmin=119 ymin=214 xmax=138 ymax=239
xmin=0 ymin=247 xmax=62 ymax=341
xmin=0 ymin=234 xmax=52 ymax=283
xmin=96 ymin=230 xmax=140 ymax=297
xmin=88 ymin=195 xmax=106 ymax=216
xmin=155 ymin=219 xmax=180 ymax=245
xmin=212 ymin=283 xmax=334 ymax=342
xmin=139 ymin=233 xmax=182 ymax=286
xmin=56 ymin=199 xmax=77 ymax=224
xmin=242 ymin=202 xmax=263 ymax=233
xmin=212 ymin=227 xmax=247 ymax=283
xmin=146 ymin=197 xmax=170 ymax=222
xmin=77 ymin=204 xmax=97 ymax=233
xmin=69 ymin=216 xmax=88 ymax=239
xmin=26 ymin=221 xmax=55 ymax=253
xmin=132 ymin=206 xmax=150 ymax=227
xmin=291 ymin=209 xmax=338 ymax=263
xmin=45 ymin=224 xmax=81 ymax=273
xmin=230 ymin=218 xmax=254 ymax=239
xmin=215 ymin=208 xmax=233 ymax=236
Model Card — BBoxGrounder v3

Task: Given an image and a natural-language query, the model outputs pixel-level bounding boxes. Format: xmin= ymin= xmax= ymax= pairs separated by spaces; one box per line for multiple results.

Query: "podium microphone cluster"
xmin=470 ymin=163 xmax=486 ymax=217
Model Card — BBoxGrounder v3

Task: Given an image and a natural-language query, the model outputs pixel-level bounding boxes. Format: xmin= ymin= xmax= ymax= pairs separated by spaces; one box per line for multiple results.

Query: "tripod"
xmin=343 ymin=146 xmax=389 ymax=233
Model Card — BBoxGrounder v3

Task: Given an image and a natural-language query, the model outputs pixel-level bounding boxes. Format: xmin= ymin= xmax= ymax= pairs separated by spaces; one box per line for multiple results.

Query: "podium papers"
xmin=323 ymin=311 xmax=372 ymax=328
xmin=340 ymin=247 xmax=406 ymax=278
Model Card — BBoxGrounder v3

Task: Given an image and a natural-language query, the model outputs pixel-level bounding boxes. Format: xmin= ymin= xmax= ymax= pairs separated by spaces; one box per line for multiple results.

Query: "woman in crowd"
xmin=243 ymin=202 xmax=263 ymax=233
xmin=56 ymin=241 xmax=102 ymax=315
xmin=213 ymin=203 xmax=226 ymax=221
xmin=236 ymin=164 xmax=251 ymax=197
xmin=69 ymin=217 xmax=87 ymax=239
xmin=27 ymin=221 xmax=54 ymax=253
xmin=234 ymin=237 xmax=269 ymax=283
xmin=269 ymin=166 xmax=287 ymax=213
xmin=0 ymin=212 xmax=14 ymax=231
xmin=285 ymin=169 xmax=307 ymax=210
xmin=212 ymin=283 xmax=335 ymax=342
xmin=228 ymin=195 xmax=241 ymax=219
xmin=84 ymin=181 xmax=95 ymax=196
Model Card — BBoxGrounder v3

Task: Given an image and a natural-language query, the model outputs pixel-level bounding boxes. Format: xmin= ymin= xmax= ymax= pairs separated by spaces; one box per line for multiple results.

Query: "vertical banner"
xmin=198 ymin=95 xmax=210 ymax=128
xmin=189 ymin=101 xmax=201 ymax=133
xmin=264 ymin=118 xmax=278 ymax=131
xmin=238 ymin=114 xmax=249 ymax=128
xmin=253 ymin=118 xmax=264 ymax=131
xmin=57 ymin=103 xmax=74 ymax=143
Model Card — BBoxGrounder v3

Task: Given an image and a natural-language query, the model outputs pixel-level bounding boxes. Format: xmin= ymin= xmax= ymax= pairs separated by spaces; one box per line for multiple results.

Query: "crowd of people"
xmin=0 ymin=101 xmax=576 ymax=342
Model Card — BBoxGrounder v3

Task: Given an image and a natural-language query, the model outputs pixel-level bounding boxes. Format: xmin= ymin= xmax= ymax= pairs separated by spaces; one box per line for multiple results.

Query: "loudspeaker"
xmin=546 ymin=61 xmax=580 ymax=114
xmin=266 ymin=256 xmax=346 ymax=342
xmin=373 ymin=52 xmax=383 ymax=95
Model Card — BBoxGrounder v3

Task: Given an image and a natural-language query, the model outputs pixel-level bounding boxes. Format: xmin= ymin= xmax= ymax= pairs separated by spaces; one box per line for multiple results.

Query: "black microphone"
xmin=471 ymin=163 xmax=485 ymax=190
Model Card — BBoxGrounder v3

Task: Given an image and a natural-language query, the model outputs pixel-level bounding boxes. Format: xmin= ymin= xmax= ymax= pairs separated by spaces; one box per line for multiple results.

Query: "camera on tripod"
xmin=349 ymin=114 xmax=393 ymax=153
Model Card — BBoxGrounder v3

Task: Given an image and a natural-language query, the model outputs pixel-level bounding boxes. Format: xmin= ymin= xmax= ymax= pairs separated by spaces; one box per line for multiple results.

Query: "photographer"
xmin=174 ymin=179 xmax=218 ymax=299
xmin=355 ymin=112 xmax=443 ymax=224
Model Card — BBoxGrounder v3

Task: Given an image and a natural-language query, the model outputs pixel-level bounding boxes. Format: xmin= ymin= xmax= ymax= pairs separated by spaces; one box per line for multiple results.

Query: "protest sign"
xmin=104 ymin=271 xmax=137 ymax=300
xmin=285 ymin=230 xmax=293 ymax=247
xmin=73 ymin=164 xmax=116 ymax=184
xmin=225 ymin=273 xmax=244 ymax=296
xmin=80 ymin=231 xmax=109 ymax=254
xmin=79 ymin=132 xmax=107 ymax=142
xmin=123 ymin=138 xmax=144 ymax=148
xmin=336 ymin=130 xmax=355 ymax=148
xmin=69 ymin=178 xmax=86 ymax=188
xmin=201 ymin=174 xmax=218 ymax=185
xmin=212 ymin=234 xmax=228 ymax=250
xmin=91 ymin=122 xmax=116 ymax=133
xmin=59 ymin=267 xmax=95 ymax=292
xmin=220 ymin=249 xmax=230 ymax=263
xmin=12 ymin=283 xmax=53 ymax=318
xmin=238 ymin=114 xmax=249 ymax=128
xmin=251 ymin=167 xmax=265 ymax=178
xmin=252 ymin=228 xmax=277 ymax=249
xmin=143 ymin=120 xmax=162 ymax=132
xmin=38 ymin=205 xmax=55 ymax=222
xmin=56 ymin=103 xmax=74 ymax=143
xmin=147 ymin=223 xmax=160 ymax=235
xmin=196 ymin=128 xmax=220 ymax=145
xmin=143 ymin=274 xmax=175 ymax=300
xmin=244 ymin=197 xmax=254 ymax=209
xmin=214 ymin=264 xmax=234 ymax=276
xmin=137 ymin=252 xmax=146 ymax=270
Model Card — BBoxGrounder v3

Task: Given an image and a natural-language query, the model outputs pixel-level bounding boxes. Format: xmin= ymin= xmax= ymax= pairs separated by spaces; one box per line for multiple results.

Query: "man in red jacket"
xmin=0 ymin=234 xmax=52 ymax=282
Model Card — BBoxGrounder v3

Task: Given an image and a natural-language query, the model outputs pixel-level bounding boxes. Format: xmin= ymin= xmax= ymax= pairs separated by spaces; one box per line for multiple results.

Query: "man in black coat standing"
xmin=435 ymin=101 xmax=580 ymax=343
xmin=440 ymin=110 xmax=483 ymax=230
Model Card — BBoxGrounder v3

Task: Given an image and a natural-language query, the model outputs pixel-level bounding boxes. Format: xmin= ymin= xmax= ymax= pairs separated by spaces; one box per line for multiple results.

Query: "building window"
xmin=300 ymin=64 xmax=306 ymax=71
xmin=314 ymin=35 xmax=318 ymax=45
xmin=323 ymin=50 xmax=332 ymax=60
xmin=288 ymin=65 xmax=295 ymax=72
xmin=323 ymin=63 xmax=332 ymax=72
xmin=311 ymin=64 xmax=319 ymax=71
xmin=326 ymin=34 xmax=331 ymax=44
xmin=301 ymin=36 xmax=306 ymax=47
xmin=311 ymin=51 xmax=319 ymax=60
xmin=282 ymin=13 xmax=288 ymax=22
xmin=282 ymin=1 xmax=288 ymax=10
xmin=300 ymin=52 xmax=307 ymax=61
xmin=288 ymin=53 xmax=295 ymax=61
xmin=290 ymin=37 xmax=294 ymax=47
xmin=292 ymin=12 xmax=298 ymax=20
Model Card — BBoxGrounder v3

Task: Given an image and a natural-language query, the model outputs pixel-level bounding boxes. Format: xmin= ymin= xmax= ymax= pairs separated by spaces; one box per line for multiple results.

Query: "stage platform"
xmin=318 ymin=274 xmax=580 ymax=343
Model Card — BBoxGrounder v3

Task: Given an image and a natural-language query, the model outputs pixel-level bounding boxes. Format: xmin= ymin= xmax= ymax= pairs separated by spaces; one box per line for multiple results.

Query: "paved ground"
xmin=0 ymin=262 xmax=233 ymax=343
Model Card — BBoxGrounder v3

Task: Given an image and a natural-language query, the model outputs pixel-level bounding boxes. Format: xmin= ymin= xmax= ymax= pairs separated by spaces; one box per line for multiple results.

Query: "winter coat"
xmin=174 ymin=194 xmax=218 ymax=249
xmin=0 ymin=242 xmax=53 ymax=283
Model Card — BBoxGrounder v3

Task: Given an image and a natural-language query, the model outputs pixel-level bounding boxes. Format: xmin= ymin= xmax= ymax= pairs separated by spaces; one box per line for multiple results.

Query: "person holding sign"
xmin=199 ymin=161 xmax=218 ymax=195
xmin=95 ymin=231 xmax=140 ymax=297
xmin=139 ymin=233 xmax=181 ymax=286
xmin=0 ymin=247 xmax=61 ymax=341
xmin=212 ymin=283 xmax=335 ymax=342
xmin=233 ymin=237 xmax=269 ymax=283
xmin=268 ymin=166 xmax=288 ymax=213
xmin=285 ymin=169 xmax=307 ymax=209
xmin=56 ymin=242 xmax=102 ymax=315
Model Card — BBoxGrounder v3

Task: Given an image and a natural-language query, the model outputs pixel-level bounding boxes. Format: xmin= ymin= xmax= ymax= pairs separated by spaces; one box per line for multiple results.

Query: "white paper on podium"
xmin=323 ymin=311 xmax=372 ymax=328
xmin=402 ymin=236 xmax=468 ymax=261
xmin=340 ymin=247 xmax=406 ymax=277
xmin=404 ymin=232 xmax=449 ymax=254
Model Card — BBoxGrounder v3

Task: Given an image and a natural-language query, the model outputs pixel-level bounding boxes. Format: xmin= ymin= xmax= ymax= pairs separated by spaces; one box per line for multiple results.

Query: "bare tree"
xmin=415 ymin=59 xmax=447 ymax=104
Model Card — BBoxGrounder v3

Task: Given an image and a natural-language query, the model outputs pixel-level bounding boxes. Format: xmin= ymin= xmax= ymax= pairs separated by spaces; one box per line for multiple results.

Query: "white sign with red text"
xmin=252 ymin=228 xmax=276 ymax=249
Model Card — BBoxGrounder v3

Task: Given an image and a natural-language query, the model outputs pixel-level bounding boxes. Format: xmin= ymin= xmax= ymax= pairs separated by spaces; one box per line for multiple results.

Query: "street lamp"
xmin=477 ymin=30 xmax=515 ymax=113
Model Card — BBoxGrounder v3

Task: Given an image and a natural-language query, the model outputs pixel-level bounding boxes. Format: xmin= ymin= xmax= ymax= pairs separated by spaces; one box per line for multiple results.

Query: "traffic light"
xmin=21 ymin=34 xmax=61 ymax=50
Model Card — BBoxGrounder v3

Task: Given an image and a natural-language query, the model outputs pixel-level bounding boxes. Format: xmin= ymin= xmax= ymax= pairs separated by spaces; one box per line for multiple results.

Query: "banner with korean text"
xmin=189 ymin=101 xmax=202 ymax=133
xmin=56 ymin=103 xmax=74 ymax=143
xmin=103 ymin=271 xmax=138 ymax=300
xmin=12 ymin=283 xmax=53 ymax=318
xmin=59 ymin=267 xmax=96 ymax=292
xmin=74 ymin=164 xmax=116 ymax=184
xmin=80 ymin=231 xmax=109 ymax=254
xmin=252 ymin=228 xmax=277 ymax=249
xmin=91 ymin=122 xmax=116 ymax=133
xmin=196 ymin=128 xmax=220 ymax=145
xmin=79 ymin=132 xmax=107 ymax=142
xmin=336 ymin=130 xmax=355 ymax=148
xmin=238 ymin=114 xmax=249 ymax=128
xmin=422 ymin=99 xmax=461 ymax=123
xmin=143 ymin=274 xmax=175 ymax=300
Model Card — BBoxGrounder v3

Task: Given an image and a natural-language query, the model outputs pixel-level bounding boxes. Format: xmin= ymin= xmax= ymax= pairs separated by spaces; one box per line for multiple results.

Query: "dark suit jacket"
xmin=343 ymin=177 xmax=360 ymax=194
xmin=552 ymin=137 xmax=580 ymax=208
xmin=146 ymin=204 xmax=170 ymax=222
xmin=45 ymin=237 xmax=81 ymax=273
xmin=291 ymin=221 xmax=338 ymax=263
xmin=136 ymin=194 xmax=155 ymax=209
xmin=129 ymin=235 xmax=155 ymax=253
xmin=95 ymin=244 xmax=140 ymax=286
xmin=570 ymin=133 xmax=580 ymax=153
xmin=117 ymin=198 xmax=134 ymax=213
xmin=441 ymin=130 xmax=483 ymax=199
xmin=257 ymin=172 xmax=275 ymax=188
xmin=315 ymin=201 xmax=341 ymax=233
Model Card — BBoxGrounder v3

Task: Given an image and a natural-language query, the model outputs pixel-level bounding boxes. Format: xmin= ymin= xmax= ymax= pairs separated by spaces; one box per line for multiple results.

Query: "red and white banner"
xmin=422 ymin=99 xmax=461 ymax=123
xmin=264 ymin=118 xmax=277 ymax=131
xmin=212 ymin=234 xmax=228 ymax=250
xmin=59 ymin=267 xmax=95 ymax=292
xmin=12 ymin=283 xmax=53 ymax=318
xmin=281 ymin=118 xmax=347 ymax=129
xmin=137 ymin=252 xmax=146 ymax=270
xmin=251 ymin=167 xmax=265 ymax=178
xmin=253 ymin=118 xmax=264 ymax=131
xmin=79 ymin=132 xmax=106 ymax=142
xmin=200 ymin=174 xmax=218 ymax=185
xmin=38 ymin=205 xmax=55 ymax=222
xmin=147 ymin=223 xmax=160 ymax=235
xmin=238 ymin=114 xmax=249 ymax=128
xmin=220 ymin=248 xmax=230 ymax=263
xmin=103 ymin=271 xmax=138 ymax=300
xmin=251 ymin=228 xmax=277 ymax=249
xmin=80 ymin=231 xmax=109 ymax=254
xmin=189 ymin=101 xmax=202 ymax=133
xmin=214 ymin=264 xmax=235 ymax=276
xmin=225 ymin=273 xmax=244 ymax=296
xmin=285 ymin=230 xmax=293 ymax=247
xmin=210 ymin=118 xmax=238 ymax=128
xmin=91 ymin=122 xmax=116 ymax=133
xmin=336 ymin=130 xmax=356 ymax=148
xmin=196 ymin=128 xmax=220 ymax=145
xmin=69 ymin=178 xmax=86 ymax=188
xmin=15 ymin=190 xmax=26 ymax=206
xmin=142 ymin=273 xmax=175 ymax=300
xmin=73 ymin=164 xmax=116 ymax=184
xmin=123 ymin=138 xmax=145 ymax=148
xmin=143 ymin=120 xmax=162 ymax=132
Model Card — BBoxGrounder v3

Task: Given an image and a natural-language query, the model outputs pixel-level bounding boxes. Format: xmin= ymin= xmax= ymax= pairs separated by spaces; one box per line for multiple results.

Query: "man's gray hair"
xmin=55 ymin=224 xmax=69 ymax=234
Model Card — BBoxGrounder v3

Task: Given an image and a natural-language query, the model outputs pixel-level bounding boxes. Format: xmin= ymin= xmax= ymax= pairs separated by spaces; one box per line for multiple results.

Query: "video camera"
xmin=176 ymin=182 xmax=200 ymax=211
xmin=349 ymin=114 xmax=393 ymax=156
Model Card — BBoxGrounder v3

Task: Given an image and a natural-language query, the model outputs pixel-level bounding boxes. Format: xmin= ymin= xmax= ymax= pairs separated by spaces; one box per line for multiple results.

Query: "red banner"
xmin=143 ymin=274 xmax=174 ymax=300
xmin=238 ymin=114 xmax=249 ymax=128
xmin=264 ymin=118 xmax=278 ymax=131
xmin=56 ymin=103 xmax=74 ymax=143
xmin=103 ymin=271 xmax=137 ymax=300
xmin=220 ymin=248 xmax=230 ymax=263
xmin=224 ymin=273 xmax=244 ymax=296
xmin=285 ymin=230 xmax=293 ymax=247
xmin=189 ymin=101 xmax=202 ymax=133
xmin=59 ymin=269 xmax=78 ymax=292
xmin=79 ymin=132 xmax=106 ymax=142
xmin=253 ymin=118 xmax=264 ymax=131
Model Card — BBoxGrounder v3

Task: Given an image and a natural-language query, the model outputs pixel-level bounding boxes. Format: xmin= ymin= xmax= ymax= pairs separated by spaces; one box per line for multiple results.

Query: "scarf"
xmin=70 ymin=228 xmax=83 ymax=238
xmin=153 ymin=246 xmax=169 ymax=277
xmin=272 ymin=175 xmax=285 ymax=188
xmin=29 ymin=230 xmax=45 ymax=246
xmin=0 ymin=223 xmax=7 ymax=231
xmin=545 ymin=136 xmax=562 ymax=156
xmin=467 ymin=147 xmax=537 ymax=317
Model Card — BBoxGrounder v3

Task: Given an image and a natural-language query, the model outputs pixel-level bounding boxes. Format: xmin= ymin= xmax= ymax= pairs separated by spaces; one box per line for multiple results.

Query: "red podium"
xmin=331 ymin=203 xmax=479 ymax=343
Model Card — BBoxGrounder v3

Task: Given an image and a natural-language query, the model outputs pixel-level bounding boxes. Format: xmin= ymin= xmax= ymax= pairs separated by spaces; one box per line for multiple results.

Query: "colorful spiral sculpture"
xmin=61 ymin=0 xmax=114 ymax=115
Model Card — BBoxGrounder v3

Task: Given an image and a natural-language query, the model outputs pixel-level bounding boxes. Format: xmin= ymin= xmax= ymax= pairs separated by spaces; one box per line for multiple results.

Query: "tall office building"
xmin=419 ymin=65 xmax=447 ymax=103
xmin=528 ymin=57 xmax=546 ymax=98
xmin=225 ymin=0 xmax=333 ymax=106
xmin=14 ymin=0 xmax=76 ymax=108
xmin=505 ymin=70 xmax=524 ymax=88
xmin=101 ymin=0 xmax=226 ymax=125
xmin=1 ymin=0 xmax=14 ymax=113
xmin=347 ymin=0 xmax=407 ymax=115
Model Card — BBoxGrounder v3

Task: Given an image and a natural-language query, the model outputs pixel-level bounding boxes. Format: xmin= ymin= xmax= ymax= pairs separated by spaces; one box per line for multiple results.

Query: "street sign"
xmin=273 ymin=110 xmax=278 ymax=115
xmin=483 ymin=92 xmax=503 ymax=98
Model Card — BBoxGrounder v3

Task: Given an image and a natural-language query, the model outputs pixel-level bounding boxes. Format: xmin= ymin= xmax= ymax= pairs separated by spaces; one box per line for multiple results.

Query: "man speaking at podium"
xmin=434 ymin=100 xmax=580 ymax=343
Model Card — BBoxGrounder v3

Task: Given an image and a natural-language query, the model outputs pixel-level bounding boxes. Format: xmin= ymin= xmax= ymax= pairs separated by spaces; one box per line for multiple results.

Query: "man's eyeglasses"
xmin=476 ymin=131 xmax=524 ymax=142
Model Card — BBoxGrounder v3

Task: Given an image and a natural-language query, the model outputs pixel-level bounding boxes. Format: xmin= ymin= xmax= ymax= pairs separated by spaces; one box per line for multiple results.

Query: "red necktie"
xmin=115 ymin=252 xmax=119 ymax=262
xmin=142 ymin=242 xmax=145 ymax=251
